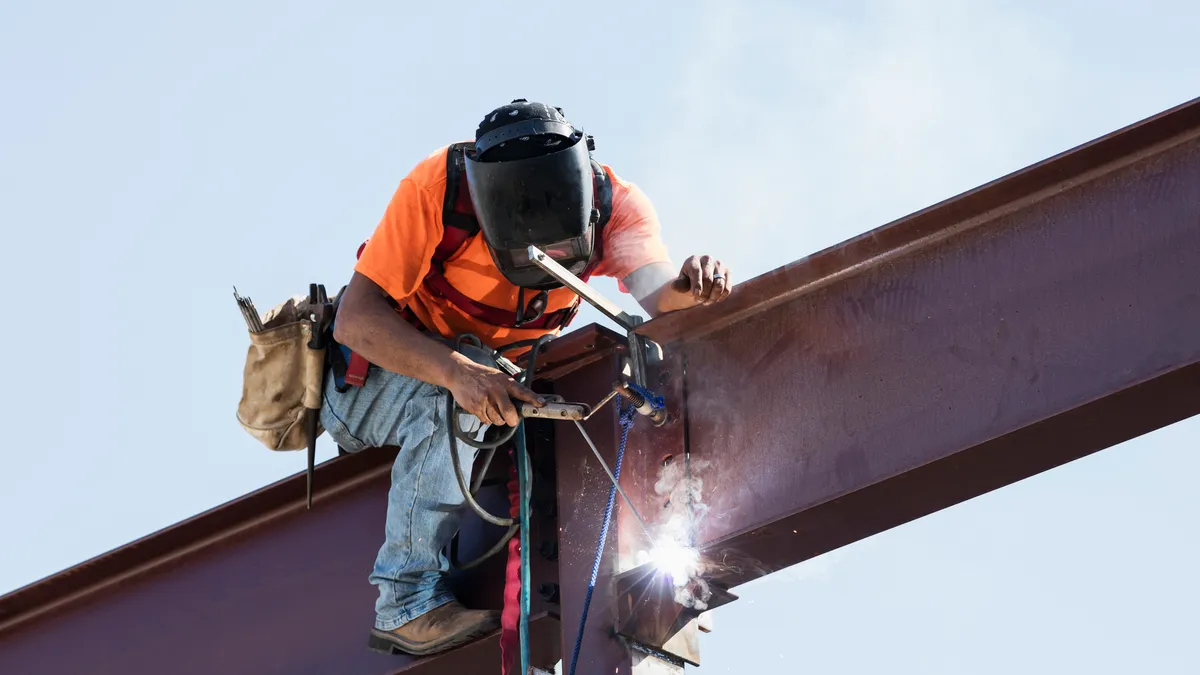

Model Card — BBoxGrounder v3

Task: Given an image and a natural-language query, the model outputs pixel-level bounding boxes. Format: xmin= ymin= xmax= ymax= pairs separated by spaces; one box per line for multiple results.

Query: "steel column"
xmin=551 ymin=352 xmax=635 ymax=674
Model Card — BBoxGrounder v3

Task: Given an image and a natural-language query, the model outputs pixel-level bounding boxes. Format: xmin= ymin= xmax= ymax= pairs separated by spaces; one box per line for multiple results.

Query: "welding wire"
xmin=572 ymin=420 xmax=654 ymax=542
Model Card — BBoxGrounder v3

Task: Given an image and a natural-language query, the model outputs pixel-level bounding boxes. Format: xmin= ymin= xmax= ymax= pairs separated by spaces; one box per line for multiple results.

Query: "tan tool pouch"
xmin=236 ymin=295 xmax=327 ymax=451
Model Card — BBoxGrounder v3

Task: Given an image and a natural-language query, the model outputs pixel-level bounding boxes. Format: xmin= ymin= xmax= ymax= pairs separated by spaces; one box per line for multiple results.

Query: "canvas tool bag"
xmin=236 ymin=289 xmax=334 ymax=451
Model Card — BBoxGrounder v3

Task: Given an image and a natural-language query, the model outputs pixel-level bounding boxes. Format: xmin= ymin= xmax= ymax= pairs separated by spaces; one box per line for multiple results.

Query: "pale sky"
xmin=2 ymin=1 xmax=1199 ymax=673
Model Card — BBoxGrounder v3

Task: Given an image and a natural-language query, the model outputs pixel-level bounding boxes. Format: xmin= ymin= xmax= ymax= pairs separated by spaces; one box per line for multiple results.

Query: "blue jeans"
xmin=319 ymin=346 xmax=492 ymax=631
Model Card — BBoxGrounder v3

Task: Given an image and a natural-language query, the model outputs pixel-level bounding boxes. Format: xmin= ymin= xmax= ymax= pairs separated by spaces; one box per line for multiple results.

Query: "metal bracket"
xmin=526 ymin=246 xmax=641 ymax=332
xmin=526 ymin=245 xmax=663 ymax=390
xmin=611 ymin=562 xmax=739 ymax=667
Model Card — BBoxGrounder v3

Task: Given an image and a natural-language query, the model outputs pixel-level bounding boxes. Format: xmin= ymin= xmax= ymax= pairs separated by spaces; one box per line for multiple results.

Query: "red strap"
xmin=433 ymin=226 xmax=473 ymax=262
xmin=500 ymin=458 xmax=521 ymax=674
xmin=424 ymin=266 xmax=576 ymax=331
xmin=345 ymin=351 xmax=369 ymax=388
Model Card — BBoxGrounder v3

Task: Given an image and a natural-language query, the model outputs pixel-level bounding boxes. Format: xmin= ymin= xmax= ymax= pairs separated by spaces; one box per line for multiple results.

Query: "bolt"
xmin=539 ymin=540 xmax=558 ymax=561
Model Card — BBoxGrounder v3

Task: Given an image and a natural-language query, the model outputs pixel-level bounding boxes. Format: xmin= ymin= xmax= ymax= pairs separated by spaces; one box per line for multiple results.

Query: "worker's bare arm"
xmin=624 ymin=255 xmax=733 ymax=318
xmin=333 ymin=272 xmax=543 ymax=425
xmin=333 ymin=272 xmax=461 ymax=389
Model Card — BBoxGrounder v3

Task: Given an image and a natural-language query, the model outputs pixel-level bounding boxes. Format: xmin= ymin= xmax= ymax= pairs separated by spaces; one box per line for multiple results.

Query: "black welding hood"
xmin=464 ymin=100 xmax=598 ymax=290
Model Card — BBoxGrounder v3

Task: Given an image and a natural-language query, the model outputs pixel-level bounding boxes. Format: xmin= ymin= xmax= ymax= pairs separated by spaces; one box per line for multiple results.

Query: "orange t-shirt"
xmin=354 ymin=144 xmax=673 ymax=349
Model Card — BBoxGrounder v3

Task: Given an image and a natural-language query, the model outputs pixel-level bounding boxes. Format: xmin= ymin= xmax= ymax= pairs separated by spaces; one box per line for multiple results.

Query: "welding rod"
xmin=572 ymin=419 xmax=654 ymax=541
xmin=235 ymin=302 xmax=254 ymax=331
xmin=234 ymin=297 xmax=257 ymax=332
xmin=233 ymin=287 xmax=264 ymax=332
xmin=244 ymin=298 xmax=263 ymax=332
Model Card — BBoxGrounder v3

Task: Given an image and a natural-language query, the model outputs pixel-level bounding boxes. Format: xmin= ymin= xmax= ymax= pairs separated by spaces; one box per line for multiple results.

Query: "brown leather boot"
xmin=367 ymin=600 xmax=502 ymax=656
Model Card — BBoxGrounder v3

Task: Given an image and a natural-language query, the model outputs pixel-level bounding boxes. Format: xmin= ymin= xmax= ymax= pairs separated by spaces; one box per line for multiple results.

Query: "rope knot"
xmin=625 ymin=381 xmax=665 ymax=410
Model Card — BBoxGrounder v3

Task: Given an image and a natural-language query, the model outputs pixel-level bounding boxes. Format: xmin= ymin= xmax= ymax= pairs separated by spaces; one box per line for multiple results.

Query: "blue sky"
xmin=2 ymin=1 xmax=1198 ymax=672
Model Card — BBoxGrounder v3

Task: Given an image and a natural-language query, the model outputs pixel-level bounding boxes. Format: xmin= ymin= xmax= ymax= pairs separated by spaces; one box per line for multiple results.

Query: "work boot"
xmin=367 ymin=601 xmax=501 ymax=656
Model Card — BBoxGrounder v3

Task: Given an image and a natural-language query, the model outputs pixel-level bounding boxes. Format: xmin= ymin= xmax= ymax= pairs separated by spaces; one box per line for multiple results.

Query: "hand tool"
xmin=303 ymin=283 xmax=333 ymax=510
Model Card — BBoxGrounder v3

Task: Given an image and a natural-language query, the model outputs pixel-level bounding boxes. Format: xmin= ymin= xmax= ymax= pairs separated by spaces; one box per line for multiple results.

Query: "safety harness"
xmin=329 ymin=142 xmax=614 ymax=391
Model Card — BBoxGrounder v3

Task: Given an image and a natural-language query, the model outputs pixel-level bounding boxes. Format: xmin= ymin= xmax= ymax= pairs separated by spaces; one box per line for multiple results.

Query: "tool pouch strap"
xmin=329 ymin=342 xmax=369 ymax=392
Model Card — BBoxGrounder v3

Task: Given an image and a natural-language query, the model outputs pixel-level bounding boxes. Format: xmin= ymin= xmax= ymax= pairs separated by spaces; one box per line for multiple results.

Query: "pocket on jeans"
xmin=321 ymin=402 xmax=368 ymax=453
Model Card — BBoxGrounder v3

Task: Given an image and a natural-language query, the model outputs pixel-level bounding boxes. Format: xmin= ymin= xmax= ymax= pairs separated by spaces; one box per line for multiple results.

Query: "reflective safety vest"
xmin=333 ymin=141 xmax=614 ymax=389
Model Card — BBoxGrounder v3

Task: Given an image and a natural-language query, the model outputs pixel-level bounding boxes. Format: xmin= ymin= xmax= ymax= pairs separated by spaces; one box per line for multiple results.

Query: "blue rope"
xmin=625 ymin=381 xmax=665 ymax=410
xmin=567 ymin=396 xmax=639 ymax=675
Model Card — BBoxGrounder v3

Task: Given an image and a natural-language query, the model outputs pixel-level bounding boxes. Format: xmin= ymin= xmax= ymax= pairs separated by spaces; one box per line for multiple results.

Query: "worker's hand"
xmin=674 ymin=255 xmax=733 ymax=306
xmin=448 ymin=358 xmax=545 ymax=427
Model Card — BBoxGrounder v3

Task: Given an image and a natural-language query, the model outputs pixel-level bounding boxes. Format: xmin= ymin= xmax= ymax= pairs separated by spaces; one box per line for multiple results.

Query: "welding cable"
xmin=449 ymin=333 xmax=553 ymax=451
xmin=451 ymin=523 xmax=521 ymax=571
xmin=472 ymin=448 xmax=497 ymax=494
xmin=567 ymin=396 xmax=639 ymax=675
xmin=448 ymin=397 xmax=516 ymax=528
xmin=448 ymin=442 xmax=519 ymax=571
xmin=446 ymin=333 xmax=554 ymax=558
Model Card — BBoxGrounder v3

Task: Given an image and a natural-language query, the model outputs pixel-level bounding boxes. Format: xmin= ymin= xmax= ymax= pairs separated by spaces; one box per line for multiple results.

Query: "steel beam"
xmin=4 ymin=96 xmax=1199 ymax=675
xmin=634 ymin=95 xmax=1200 ymax=589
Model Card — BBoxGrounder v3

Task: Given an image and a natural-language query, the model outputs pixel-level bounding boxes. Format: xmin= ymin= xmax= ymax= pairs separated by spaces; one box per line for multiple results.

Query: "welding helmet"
xmin=464 ymin=99 xmax=599 ymax=290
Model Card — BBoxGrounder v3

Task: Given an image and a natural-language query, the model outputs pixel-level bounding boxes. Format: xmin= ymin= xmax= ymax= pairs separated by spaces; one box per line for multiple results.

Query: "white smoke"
xmin=633 ymin=455 xmax=716 ymax=610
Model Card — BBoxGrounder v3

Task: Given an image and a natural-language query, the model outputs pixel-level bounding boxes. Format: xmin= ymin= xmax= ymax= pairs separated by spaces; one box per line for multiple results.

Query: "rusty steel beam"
xmin=633 ymin=95 xmax=1200 ymax=591
xmin=0 ymin=325 xmax=618 ymax=675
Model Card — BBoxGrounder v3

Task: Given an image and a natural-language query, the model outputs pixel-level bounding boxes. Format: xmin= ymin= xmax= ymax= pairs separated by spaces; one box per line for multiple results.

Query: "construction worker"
xmin=324 ymin=99 xmax=733 ymax=657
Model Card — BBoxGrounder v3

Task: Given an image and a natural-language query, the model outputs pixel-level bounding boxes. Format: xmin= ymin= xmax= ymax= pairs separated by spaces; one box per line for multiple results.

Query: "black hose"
xmin=448 ymin=333 xmax=553 ymax=450
xmin=448 ymin=400 xmax=515 ymax=528
xmin=451 ymin=523 xmax=521 ymax=571
xmin=446 ymin=329 xmax=556 ymax=557
xmin=471 ymin=447 xmax=496 ymax=495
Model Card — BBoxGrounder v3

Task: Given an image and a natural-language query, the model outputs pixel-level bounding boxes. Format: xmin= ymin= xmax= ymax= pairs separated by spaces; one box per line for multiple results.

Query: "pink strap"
xmin=499 ymin=459 xmax=521 ymax=674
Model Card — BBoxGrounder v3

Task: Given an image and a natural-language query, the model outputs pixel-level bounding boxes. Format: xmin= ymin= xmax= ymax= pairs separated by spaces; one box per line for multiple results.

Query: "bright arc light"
xmin=649 ymin=538 xmax=700 ymax=587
